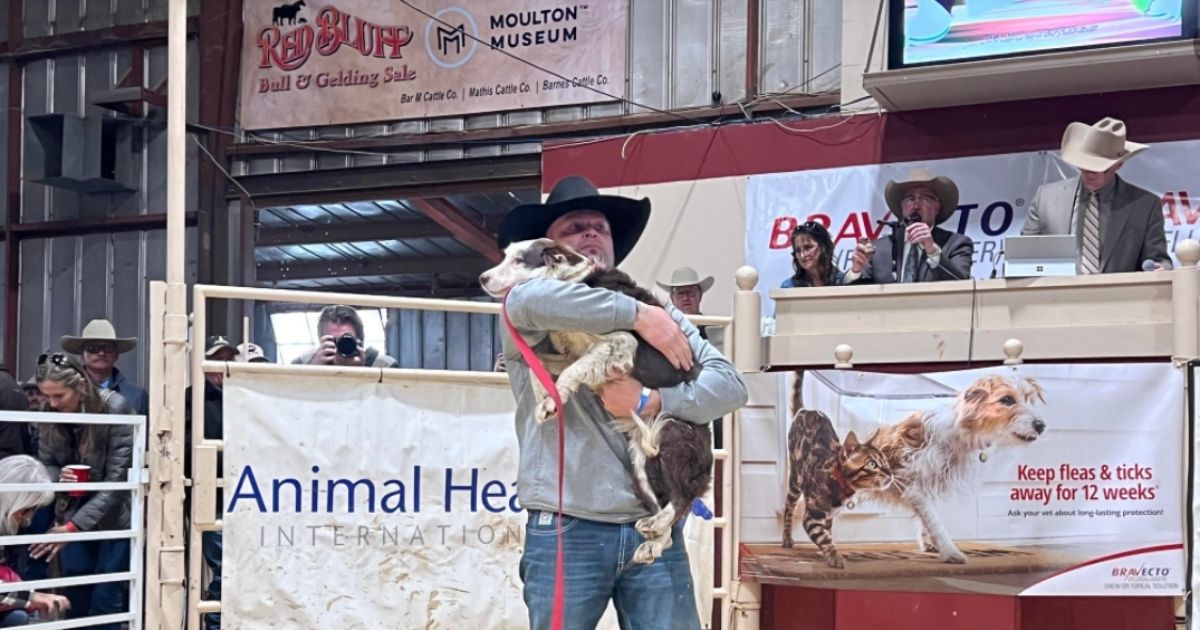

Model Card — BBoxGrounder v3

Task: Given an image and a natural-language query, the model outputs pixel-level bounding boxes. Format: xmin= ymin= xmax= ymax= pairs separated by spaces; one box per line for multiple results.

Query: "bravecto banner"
xmin=746 ymin=140 xmax=1200 ymax=310
xmin=239 ymin=0 xmax=627 ymax=129
xmin=221 ymin=372 xmax=714 ymax=628
xmin=739 ymin=364 xmax=1186 ymax=596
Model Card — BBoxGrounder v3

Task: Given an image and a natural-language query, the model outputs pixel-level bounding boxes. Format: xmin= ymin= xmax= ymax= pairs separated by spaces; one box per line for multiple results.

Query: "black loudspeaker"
xmin=27 ymin=113 xmax=136 ymax=194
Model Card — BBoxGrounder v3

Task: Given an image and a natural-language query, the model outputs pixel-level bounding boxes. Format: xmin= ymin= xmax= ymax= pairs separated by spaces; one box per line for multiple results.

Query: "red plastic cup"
xmin=64 ymin=465 xmax=91 ymax=498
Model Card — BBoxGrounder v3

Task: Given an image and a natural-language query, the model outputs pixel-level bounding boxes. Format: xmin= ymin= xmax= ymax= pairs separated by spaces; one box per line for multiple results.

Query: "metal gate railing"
xmin=180 ymin=282 xmax=739 ymax=629
xmin=0 ymin=410 xmax=146 ymax=630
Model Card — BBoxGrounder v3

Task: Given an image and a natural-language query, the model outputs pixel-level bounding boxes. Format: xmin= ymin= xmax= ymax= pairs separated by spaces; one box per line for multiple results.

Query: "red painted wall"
xmin=543 ymin=85 xmax=1200 ymax=191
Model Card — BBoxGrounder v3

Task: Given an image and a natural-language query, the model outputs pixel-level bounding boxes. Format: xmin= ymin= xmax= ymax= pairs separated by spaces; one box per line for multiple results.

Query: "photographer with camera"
xmin=846 ymin=168 xmax=974 ymax=284
xmin=292 ymin=305 xmax=397 ymax=368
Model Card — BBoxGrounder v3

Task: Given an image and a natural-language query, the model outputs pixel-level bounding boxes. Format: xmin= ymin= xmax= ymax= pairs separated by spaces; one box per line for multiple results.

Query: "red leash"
xmin=501 ymin=296 xmax=566 ymax=630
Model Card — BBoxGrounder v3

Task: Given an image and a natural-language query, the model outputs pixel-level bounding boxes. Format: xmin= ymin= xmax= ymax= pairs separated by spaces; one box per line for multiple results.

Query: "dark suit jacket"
xmin=855 ymin=226 xmax=974 ymax=284
xmin=1021 ymin=175 xmax=1171 ymax=273
xmin=0 ymin=370 xmax=31 ymax=459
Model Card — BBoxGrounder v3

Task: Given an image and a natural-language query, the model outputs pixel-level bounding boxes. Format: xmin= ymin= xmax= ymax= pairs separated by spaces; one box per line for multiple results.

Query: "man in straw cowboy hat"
xmin=657 ymin=266 xmax=724 ymax=351
xmin=60 ymin=319 xmax=147 ymax=416
xmin=1022 ymin=117 xmax=1171 ymax=274
xmin=846 ymin=167 xmax=974 ymax=284
xmin=495 ymin=176 xmax=747 ymax=629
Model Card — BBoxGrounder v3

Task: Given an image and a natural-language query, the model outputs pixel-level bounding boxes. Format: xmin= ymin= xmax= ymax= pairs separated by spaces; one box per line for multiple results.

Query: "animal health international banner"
xmin=740 ymin=363 xmax=1186 ymax=596
xmin=746 ymin=139 xmax=1200 ymax=314
xmin=221 ymin=372 xmax=715 ymax=628
xmin=239 ymin=0 xmax=627 ymax=129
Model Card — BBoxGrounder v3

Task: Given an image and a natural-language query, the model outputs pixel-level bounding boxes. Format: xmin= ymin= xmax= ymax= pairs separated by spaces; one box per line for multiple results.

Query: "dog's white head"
xmin=479 ymin=238 xmax=596 ymax=298
xmin=954 ymin=374 xmax=1046 ymax=448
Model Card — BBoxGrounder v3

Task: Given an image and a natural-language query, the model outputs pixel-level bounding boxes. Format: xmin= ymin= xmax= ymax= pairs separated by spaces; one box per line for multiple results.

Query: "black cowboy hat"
xmin=497 ymin=176 xmax=651 ymax=265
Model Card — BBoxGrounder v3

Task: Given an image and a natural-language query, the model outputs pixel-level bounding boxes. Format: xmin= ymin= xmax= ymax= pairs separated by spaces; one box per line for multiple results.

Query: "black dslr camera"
xmin=335 ymin=333 xmax=359 ymax=358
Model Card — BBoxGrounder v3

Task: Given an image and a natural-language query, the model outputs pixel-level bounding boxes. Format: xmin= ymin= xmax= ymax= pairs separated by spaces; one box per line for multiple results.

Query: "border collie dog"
xmin=480 ymin=238 xmax=712 ymax=563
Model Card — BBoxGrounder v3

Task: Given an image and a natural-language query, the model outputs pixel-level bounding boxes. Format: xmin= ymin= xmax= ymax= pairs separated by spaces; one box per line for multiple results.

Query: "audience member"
xmin=32 ymin=353 xmax=133 ymax=630
xmin=1021 ymin=117 xmax=1171 ymax=273
xmin=781 ymin=221 xmax=845 ymax=288
xmin=847 ymin=168 xmax=973 ymax=284
xmin=236 ymin=343 xmax=269 ymax=363
xmin=657 ymin=266 xmax=724 ymax=350
xmin=0 ymin=368 xmax=32 ymax=460
xmin=292 ymin=306 xmax=397 ymax=368
xmin=60 ymin=320 xmax=148 ymax=416
xmin=0 ymin=455 xmax=70 ymax=625
xmin=20 ymin=378 xmax=44 ymax=414
xmin=186 ymin=337 xmax=234 ymax=630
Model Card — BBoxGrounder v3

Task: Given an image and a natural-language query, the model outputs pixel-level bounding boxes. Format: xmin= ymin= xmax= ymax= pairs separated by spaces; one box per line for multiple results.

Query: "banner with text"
xmin=239 ymin=0 xmax=627 ymax=129
xmin=739 ymin=364 xmax=1186 ymax=596
xmin=221 ymin=373 xmax=714 ymax=628
xmin=747 ymin=139 xmax=1200 ymax=311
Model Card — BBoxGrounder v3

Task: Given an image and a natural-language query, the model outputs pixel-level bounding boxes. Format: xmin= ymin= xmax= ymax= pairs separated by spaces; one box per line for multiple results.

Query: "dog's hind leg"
xmin=908 ymin=495 xmax=965 ymax=564
xmin=632 ymin=503 xmax=677 ymax=564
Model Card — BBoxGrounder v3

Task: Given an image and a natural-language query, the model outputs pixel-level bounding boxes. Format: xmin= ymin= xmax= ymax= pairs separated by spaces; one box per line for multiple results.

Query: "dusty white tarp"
xmin=223 ymin=372 xmax=715 ymax=628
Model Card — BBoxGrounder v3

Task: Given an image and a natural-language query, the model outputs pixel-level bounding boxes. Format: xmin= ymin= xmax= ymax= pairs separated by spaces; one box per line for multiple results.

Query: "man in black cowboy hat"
xmin=497 ymin=176 xmax=747 ymax=629
xmin=846 ymin=168 xmax=974 ymax=284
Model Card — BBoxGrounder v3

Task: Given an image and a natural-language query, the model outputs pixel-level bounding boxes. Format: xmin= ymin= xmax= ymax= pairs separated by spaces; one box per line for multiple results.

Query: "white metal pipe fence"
xmin=0 ymin=409 xmax=145 ymax=630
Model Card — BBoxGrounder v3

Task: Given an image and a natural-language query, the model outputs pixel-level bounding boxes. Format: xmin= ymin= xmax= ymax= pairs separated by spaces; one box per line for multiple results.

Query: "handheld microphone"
xmin=1141 ymin=259 xmax=1157 ymax=272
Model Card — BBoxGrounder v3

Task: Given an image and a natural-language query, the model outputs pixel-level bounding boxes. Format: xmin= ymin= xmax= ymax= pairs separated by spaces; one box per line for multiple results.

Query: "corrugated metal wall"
xmin=235 ymin=0 xmax=843 ymax=174
xmin=8 ymin=0 xmax=201 ymax=385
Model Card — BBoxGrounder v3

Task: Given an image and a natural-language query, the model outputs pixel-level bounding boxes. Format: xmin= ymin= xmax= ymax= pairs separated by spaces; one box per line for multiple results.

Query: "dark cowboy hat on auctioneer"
xmin=497 ymin=176 xmax=651 ymax=265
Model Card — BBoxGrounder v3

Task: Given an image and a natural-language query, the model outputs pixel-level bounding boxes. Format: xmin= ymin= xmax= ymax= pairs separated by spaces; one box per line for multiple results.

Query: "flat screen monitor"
xmin=888 ymin=0 xmax=1196 ymax=69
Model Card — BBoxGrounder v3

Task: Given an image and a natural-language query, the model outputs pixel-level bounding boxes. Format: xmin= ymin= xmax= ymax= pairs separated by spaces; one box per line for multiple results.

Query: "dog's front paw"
xmin=939 ymin=547 xmax=967 ymax=564
xmin=534 ymin=398 xmax=558 ymax=424
xmin=634 ymin=516 xmax=657 ymax=537
xmin=632 ymin=541 xmax=663 ymax=564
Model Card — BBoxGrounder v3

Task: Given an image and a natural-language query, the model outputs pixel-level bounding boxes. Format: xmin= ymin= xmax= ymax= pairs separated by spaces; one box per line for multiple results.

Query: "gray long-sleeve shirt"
xmin=502 ymin=277 xmax=748 ymax=524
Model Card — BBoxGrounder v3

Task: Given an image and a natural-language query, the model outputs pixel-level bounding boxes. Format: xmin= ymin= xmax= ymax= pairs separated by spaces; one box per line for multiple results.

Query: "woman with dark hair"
xmin=31 ymin=353 xmax=132 ymax=630
xmin=780 ymin=221 xmax=846 ymax=288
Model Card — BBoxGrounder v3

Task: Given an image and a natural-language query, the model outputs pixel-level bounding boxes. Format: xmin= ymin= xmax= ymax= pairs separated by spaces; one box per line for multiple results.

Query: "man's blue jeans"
xmin=520 ymin=511 xmax=700 ymax=630
xmin=201 ymin=532 xmax=222 ymax=630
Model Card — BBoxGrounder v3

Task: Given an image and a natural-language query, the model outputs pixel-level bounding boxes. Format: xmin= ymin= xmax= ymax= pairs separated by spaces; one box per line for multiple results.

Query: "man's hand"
xmin=905 ymin=222 xmax=937 ymax=255
xmin=633 ymin=304 xmax=692 ymax=371
xmin=28 ymin=592 xmax=70 ymax=617
xmin=58 ymin=468 xmax=77 ymax=483
xmin=309 ymin=336 xmax=338 ymax=365
xmin=850 ymin=241 xmax=872 ymax=273
xmin=600 ymin=375 xmax=660 ymax=418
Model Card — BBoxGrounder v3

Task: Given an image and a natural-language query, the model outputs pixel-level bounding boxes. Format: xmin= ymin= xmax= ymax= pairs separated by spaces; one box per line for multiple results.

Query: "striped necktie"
xmin=1080 ymin=192 xmax=1101 ymax=275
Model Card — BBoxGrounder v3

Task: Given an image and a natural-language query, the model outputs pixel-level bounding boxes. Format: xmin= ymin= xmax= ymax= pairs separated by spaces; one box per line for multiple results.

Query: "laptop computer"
xmin=1004 ymin=235 xmax=1077 ymax=278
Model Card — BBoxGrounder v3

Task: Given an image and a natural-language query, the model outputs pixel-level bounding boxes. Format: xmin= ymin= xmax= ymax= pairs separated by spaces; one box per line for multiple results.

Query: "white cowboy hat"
xmin=656 ymin=266 xmax=714 ymax=293
xmin=1060 ymin=117 xmax=1147 ymax=173
xmin=884 ymin=168 xmax=959 ymax=225
xmin=60 ymin=319 xmax=137 ymax=355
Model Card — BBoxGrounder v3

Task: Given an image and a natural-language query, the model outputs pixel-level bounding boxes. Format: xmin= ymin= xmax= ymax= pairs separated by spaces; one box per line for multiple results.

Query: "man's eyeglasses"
xmin=82 ymin=343 xmax=116 ymax=355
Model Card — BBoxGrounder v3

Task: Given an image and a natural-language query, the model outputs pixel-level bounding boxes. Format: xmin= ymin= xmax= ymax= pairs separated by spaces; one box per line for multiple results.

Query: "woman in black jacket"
xmin=31 ymin=353 xmax=133 ymax=630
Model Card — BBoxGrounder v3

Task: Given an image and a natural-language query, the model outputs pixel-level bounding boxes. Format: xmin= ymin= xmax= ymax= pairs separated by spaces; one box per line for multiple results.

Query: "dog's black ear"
xmin=542 ymin=247 xmax=566 ymax=267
